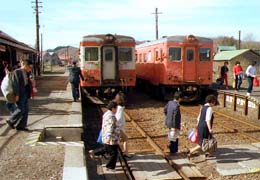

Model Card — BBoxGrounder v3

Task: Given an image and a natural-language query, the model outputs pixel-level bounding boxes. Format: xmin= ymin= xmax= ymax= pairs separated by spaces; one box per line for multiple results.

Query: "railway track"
xmin=124 ymin=112 xmax=195 ymax=180
xmin=181 ymin=105 xmax=260 ymax=144
xmin=83 ymin=95 xmax=205 ymax=180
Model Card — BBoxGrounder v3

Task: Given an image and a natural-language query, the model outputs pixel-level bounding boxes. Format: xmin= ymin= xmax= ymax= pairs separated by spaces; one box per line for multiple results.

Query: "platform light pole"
xmin=151 ymin=8 xmax=162 ymax=40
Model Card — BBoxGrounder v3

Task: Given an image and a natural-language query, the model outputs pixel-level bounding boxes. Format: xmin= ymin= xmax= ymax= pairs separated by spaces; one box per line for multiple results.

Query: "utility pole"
xmin=31 ymin=0 xmax=42 ymax=76
xmin=151 ymin=8 xmax=162 ymax=40
xmin=238 ymin=30 xmax=241 ymax=50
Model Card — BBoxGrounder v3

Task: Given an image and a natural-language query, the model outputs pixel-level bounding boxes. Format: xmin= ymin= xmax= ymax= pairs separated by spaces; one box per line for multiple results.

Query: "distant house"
xmin=213 ymin=49 xmax=260 ymax=88
xmin=42 ymin=51 xmax=52 ymax=63
xmin=51 ymin=53 xmax=60 ymax=65
xmin=217 ymin=46 xmax=237 ymax=53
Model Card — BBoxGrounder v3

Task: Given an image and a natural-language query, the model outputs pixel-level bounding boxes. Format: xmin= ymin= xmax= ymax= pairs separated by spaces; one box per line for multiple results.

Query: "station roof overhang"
xmin=0 ymin=31 xmax=37 ymax=54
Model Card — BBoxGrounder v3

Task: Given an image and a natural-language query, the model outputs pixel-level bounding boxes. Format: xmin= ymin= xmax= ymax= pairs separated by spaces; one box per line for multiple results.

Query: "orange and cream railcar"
xmin=136 ymin=35 xmax=213 ymax=101
xmin=79 ymin=34 xmax=136 ymax=96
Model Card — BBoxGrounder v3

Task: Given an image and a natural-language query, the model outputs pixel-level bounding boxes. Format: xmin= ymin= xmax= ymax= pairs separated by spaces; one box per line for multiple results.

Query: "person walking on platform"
xmin=6 ymin=59 xmax=33 ymax=131
xmin=89 ymin=101 xmax=120 ymax=171
xmin=187 ymin=95 xmax=218 ymax=159
xmin=68 ymin=61 xmax=84 ymax=102
xmin=164 ymin=92 xmax=183 ymax=154
xmin=233 ymin=61 xmax=243 ymax=91
xmin=220 ymin=61 xmax=229 ymax=89
xmin=114 ymin=92 xmax=132 ymax=158
xmin=246 ymin=61 xmax=257 ymax=96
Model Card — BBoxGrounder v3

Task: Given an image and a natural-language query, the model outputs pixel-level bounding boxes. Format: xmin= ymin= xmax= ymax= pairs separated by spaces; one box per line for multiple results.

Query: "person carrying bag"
xmin=187 ymin=95 xmax=218 ymax=159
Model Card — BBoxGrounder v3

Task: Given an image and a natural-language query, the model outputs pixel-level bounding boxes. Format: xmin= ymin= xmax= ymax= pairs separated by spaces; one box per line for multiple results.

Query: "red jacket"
xmin=233 ymin=65 xmax=243 ymax=75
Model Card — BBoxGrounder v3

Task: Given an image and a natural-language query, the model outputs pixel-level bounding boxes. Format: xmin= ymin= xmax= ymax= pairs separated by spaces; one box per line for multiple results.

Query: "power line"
xmin=151 ymin=8 xmax=162 ymax=40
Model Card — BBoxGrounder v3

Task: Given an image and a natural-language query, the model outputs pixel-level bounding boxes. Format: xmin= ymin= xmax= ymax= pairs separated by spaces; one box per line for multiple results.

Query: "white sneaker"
xmin=246 ymin=92 xmax=251 ymax=96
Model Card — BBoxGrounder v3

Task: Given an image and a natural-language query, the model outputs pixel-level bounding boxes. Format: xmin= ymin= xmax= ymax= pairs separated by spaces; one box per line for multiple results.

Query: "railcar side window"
xmin=187 ymin=49 xmax=194 ymax=61
xmin=148 ymin=51 xmax=152 ymax=61
xmin=139 ymin=54 xmax=142 ymax=62
xmin=119 ymin=48 xmax=133 ymax=61
xmin=168 ymin=47 xmax=181 ymax=61
xmin=105 ymin=49 xmax=113 ymax=61
xmin=143 ymin=53 xmax=147 ymax=63
xmin=199 ymin=48 xmax=211 ymax=61
xmin=85 ymin=47 xmax=98 ymax=61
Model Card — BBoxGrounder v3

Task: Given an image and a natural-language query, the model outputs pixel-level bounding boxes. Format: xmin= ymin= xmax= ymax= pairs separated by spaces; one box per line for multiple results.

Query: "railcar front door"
xmin=102 ymin=47 xmax=116 ymax=82
xmin=183 ymin=47 xmax=196 ymax=82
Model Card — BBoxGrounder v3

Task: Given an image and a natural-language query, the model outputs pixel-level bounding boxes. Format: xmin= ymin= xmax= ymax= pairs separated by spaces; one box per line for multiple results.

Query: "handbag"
xmin=232 ymin=81 xmax=236 ymax=88
xmin=0 ymin=72 xmax=15 ymax=103
xmin=168 ymin=129 xmax=180 ymax=142
xmin=187 ymin=128 xmax=199 ymax=143
xmin=96 ymin=130 xmax=103 ymax=144
xmin=201 ymin=136 xmax=217 ymax=153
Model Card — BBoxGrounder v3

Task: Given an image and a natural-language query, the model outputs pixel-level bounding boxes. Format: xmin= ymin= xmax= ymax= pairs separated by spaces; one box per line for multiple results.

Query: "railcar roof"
xmin=82 ymin=34 xmax=135 ymax=42
xmin=136 ymin=35 xmax=213 ymax=48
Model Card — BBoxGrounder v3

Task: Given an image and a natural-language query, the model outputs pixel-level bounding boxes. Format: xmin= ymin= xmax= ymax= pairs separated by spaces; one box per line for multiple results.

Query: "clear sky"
xmin=1 ymin=0 xmax=260 ymax=50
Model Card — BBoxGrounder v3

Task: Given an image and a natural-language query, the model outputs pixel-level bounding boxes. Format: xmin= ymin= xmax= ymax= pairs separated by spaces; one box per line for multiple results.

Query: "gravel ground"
xmin=0 ymin=131 xmax=64 ymax=180
xmin=126 ymin=91 xmax=260 ymax=180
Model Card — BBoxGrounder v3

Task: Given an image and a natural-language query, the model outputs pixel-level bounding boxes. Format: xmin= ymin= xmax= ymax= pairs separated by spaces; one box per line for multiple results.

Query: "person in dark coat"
xmin=68 ymin=61 xmax=84 ymax=102
xmin=6 ymin=59 xmax=33 ymax=131
xmin=187 ymin=95 xmax=217 ymax=158
xmin=220 ymin=61 xmax=229 ymax=89
xmin=164 ymin=92 xmax=183 ymax=154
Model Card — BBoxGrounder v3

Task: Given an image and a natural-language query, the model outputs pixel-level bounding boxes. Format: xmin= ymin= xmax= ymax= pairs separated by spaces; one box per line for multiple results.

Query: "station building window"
xmin=85 ymin=47 xmax=98 ymax=61
xmin=119 ymin=47 xmax=133 ymax=61
xmin=168 ymin=47 xmax=181 ymax=61
xmin=199 ymin=48 xmax=211 ymax=61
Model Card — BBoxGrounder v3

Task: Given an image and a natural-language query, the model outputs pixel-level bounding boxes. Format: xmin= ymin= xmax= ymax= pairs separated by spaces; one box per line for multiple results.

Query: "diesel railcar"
xmin=79 ymin=34 xmax=136 ymax=97
xmin=135 ymin=35 xmax=213 ymax=101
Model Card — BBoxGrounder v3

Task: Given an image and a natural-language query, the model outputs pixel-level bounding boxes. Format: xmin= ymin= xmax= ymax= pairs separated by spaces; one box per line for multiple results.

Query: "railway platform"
xmin=0 ymin=72 xmax=87 ymax=180
xmin=214 ymin=85 xmax=260 ymax=124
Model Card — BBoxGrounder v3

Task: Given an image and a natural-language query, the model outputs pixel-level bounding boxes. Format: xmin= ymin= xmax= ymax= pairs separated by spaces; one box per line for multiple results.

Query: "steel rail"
xmin=124 ymin=112 xmax=192 ymax=180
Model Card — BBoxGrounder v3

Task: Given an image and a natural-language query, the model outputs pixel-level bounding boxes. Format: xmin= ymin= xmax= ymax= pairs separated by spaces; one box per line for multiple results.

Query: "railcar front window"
xmin=168 ymin=47 xmax=181 ymax=61
xmin=187 ymin=49 xmax=194 ymax=61
xmin=119 ymin=48 xmax=133 ymax=61
xmin=200 ymin=48 xmax=211 ymax=61
xmin=105 ymin=49 xmax=113 ymax=61
xmin=85 ymin=47 xmax=98 ymax=61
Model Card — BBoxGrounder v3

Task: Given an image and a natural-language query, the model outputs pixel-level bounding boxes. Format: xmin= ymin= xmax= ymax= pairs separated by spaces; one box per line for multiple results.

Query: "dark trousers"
xmin=94 ymin=144 xmax=118 ymax=169
xmin=71 ymin=82 xmax=80 ymax=101
xmin=170 ymin=139 xmax=179 ymax=153
xmin=235 ymin=75 xmax=242 ymax=90
xmin=247 ymin=77 xmax=254 ymax=93
xmin=9 ymin=96 xmax=29 ymax=128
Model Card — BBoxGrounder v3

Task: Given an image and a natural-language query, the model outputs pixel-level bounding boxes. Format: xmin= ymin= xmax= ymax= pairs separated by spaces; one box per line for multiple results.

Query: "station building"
xmin=0 ymin=30 xmax=37 ymax=82
xmin=213 ymin=49 xmax=260 ymax=88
